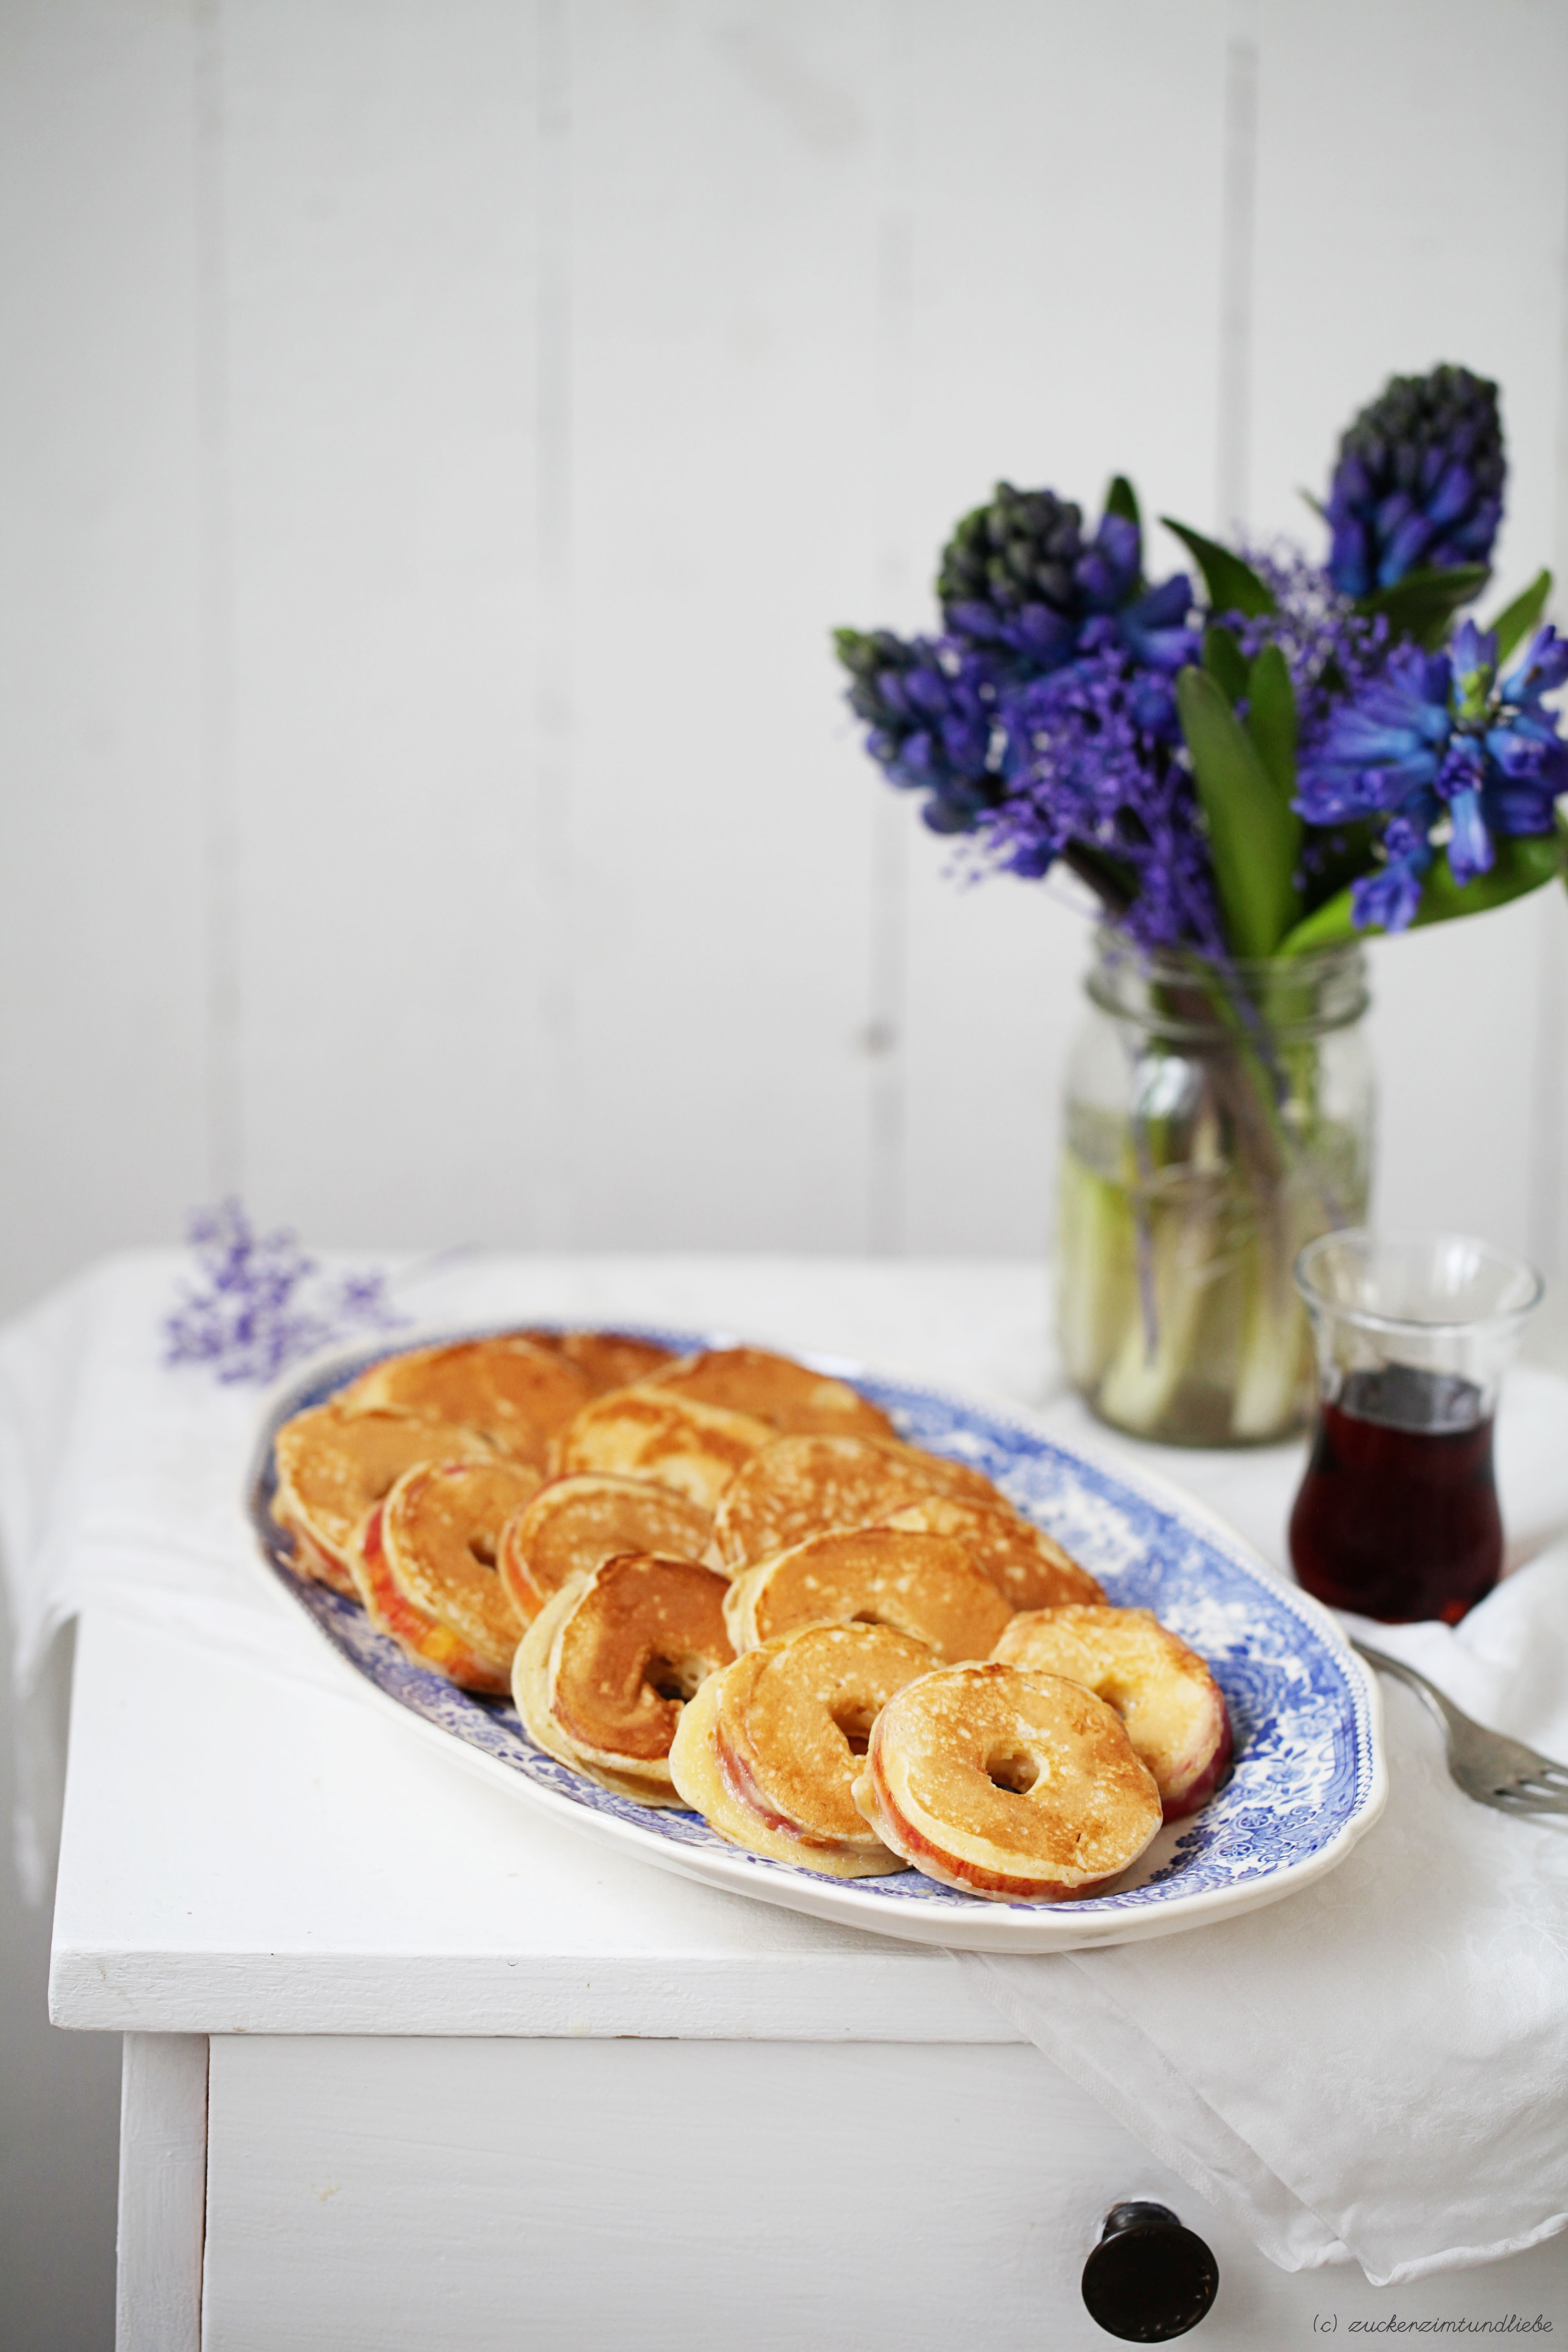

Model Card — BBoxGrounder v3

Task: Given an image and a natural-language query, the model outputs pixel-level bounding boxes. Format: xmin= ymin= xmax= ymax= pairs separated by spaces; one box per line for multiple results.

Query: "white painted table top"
xmin=46 ymin=1253 xmax=1568 ymax=2040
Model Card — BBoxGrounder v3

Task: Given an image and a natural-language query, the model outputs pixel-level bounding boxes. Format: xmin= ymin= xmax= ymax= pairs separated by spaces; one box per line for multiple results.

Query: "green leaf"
xmin=1105 ymin=475 xmax=1141 ymax=529
xmin=1245 ymin=644 xmax=1297 ymax=807
xmin=1161 ymin=518 xmax=1277 ymax=619
xmin=1202 ymin=624 xmax=1249 ymax=705
xmin=1487 ymin=568 xmax=1553 ymax=666
xmin=1358 ymin=563 xmax=1489 ymax=650
xmin=1412 ymin=833 xmax=1565 ymax=928
xmin=1176 ymin=667 xmax=1302 ymax=957
xmin=1298 ymin=487 xmax=1326 ymax=521
xmin=1277 ymin=831 xmax=1565 ymax=955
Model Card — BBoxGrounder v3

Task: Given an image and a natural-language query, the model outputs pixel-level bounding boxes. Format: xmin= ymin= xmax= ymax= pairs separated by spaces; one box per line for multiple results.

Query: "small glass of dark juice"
xmin=1289 ymin=1231 xmax=1542 ymax=1624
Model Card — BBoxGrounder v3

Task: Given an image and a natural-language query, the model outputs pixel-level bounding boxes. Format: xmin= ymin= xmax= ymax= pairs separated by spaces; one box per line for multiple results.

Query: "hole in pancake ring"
xmin=830 ymin=1697 xmax=878 ymax=1755
xmin=645 ymin=1651 xmax=710 ymax=1706
xmin=985 ymin=1746 xmax=1042 ymax=1797
xmin=543 ymin=1552 xmax=735 ymax=1780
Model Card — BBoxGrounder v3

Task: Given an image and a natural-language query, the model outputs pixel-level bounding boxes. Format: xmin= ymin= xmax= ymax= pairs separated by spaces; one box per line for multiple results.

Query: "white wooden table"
xmin=45 ymin=1261 xmax=1568 ymax=2349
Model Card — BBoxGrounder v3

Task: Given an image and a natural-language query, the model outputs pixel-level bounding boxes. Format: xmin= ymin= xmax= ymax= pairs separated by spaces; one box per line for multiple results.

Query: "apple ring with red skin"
xmin=272 ymin=1404 xmax=495 ymax=1596
xmin=991 ymin=1606 xmax=1232 ymax=1821
xmin=497 ymin=1473 xmax=714 ymax=1625
xmin=669 ymin=1623 xmax=934 ymax=1874
xmin=351 ymin=1495 xmax=511 ymax=1694
xmin=851 ymin=1662 xmax=1163 ymax=1902
xmin=378 ymin=1455 xmax=541 ymax=1676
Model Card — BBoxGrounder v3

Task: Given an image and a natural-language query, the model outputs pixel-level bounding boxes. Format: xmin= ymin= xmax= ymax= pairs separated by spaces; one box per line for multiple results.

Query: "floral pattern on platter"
xmin=246 ymin=1324 xmax=1377 ymax=1921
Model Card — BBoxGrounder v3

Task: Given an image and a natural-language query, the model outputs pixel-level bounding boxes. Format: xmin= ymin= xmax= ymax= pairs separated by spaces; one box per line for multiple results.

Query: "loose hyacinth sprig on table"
xmin=836 ymin=365 xmax=1568 ymax=1445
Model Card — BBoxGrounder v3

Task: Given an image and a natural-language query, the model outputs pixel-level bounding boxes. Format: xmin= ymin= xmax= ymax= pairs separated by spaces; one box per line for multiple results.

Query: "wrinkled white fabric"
xmin=963 ymin=1396 xmax=1568 ymax=2288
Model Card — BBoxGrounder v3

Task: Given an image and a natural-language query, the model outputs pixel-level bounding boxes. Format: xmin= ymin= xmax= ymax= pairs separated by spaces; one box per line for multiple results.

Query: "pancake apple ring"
xmin=353 ymin=1491 xmax=511 ymax=1694
xmin=553 ymin=1385 xmax=774 ymax=1511
xmin=272 ymin=1405 xmax=494 ymax=1595
xmin=879 ymin=1496 xmax=1105 ymax=1613
xmin=497 ymin=1473 xmax=712 ymax=1625
xmin=513 ymin=1551 xmax=734 ymax=1803
xmin=723 ymin=1527 xmax=1011 ymax=1664
xmin=378 ymin=1455 xmax=542 ymax=1676
xmin=670 ymin=1623 xmax=934 ymax=1875
xmin=991 ymin=1606 xmax=1232 ymax=1821
xmin=644 ymin=1347 xmax=897 ymax=1441
xmin=852 ymin=1662 xmax=1163 ymax=1901
xmin=515 ymin=1329 xmax=677 ymax=1393
xmin=712 ymin=1434 xmax=1008 ymax=1570
xmin=343 ymin=1337 xmax=593 ymax=1468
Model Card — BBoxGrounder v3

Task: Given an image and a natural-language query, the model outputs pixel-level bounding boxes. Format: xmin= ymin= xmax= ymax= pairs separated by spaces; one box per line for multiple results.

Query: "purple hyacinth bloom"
xmin=1297 ymin=619 xmax=1568 ymax=930
xmin=936 ymin=485 xmax=1198 ymax=674
xmin=1228 ymin=542 xmax=1394 ymax=746
xmin=982 ymin=642 xmax=1222 ymax=952
xmin=1324 ymin=365 xmax=1505 ymax=597
xmin=835 ymin=626 xmax=1006 ymax=835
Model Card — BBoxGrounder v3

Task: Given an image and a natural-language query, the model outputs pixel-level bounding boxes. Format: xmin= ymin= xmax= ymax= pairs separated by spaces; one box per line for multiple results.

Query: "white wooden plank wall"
xmin=1 ymin=0 xmax=1566 ymax=1318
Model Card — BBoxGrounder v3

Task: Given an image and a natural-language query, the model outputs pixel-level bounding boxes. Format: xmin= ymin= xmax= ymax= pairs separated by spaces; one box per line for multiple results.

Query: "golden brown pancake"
xmin=513 ymin=1580 xmax=683 ymax=1803
xmin=515 ymin=1552 xmax=734 ymax=1799
xmin=991 ymin=1606 xmax=1231 ymax=1820
xmin=497 ymin=1473 xmax=712 ymax=1624
xmin=515 ymin=1329 xmax=677 ymax=1394
xmin=669 ymin=1624 xmax=931 ymax=1875
xmin=553 ymin=1385 xmax=774 ymax=1511
xmin=724 ymin=1526 xmax=1011 ymax=1664
xmin=378 ymin=1455 xmax=541 ymax=1676
xmin=711 ymin=1433 xmax=1007 ymax=1569
xmin=879 ymin=1495 xmax=1105 ymax=1613
xmin=645 ymin=1346 xmax=897 ymax=1441
xmin=272 ymin=1404 xmax=494 ymax=1595
xmin=341 ymin=1337 xmax=593 ymax=1468
xmin=351 ymin=1497 xmax=512 ymax=1694
xmin=668 ymin=1674 xmax=897 ymax=1876
xmin=852 ymin=1662 xmax=1162 ymax=1901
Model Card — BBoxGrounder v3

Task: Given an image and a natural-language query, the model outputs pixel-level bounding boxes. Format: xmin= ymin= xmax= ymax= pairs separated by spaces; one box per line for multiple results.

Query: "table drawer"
xmin=198 ymin=2036 xmax=1568 ymax=2350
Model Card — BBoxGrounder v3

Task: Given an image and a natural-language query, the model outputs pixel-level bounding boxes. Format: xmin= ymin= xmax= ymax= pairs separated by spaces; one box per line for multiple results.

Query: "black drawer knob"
xmin=1081 ymin=2201 xmax=1219 ymax=2341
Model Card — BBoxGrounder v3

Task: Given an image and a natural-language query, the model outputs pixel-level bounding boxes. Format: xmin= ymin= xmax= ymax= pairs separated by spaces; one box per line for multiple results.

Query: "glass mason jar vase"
xmin=1057 ymin=932 xmax=1374 ymax=1447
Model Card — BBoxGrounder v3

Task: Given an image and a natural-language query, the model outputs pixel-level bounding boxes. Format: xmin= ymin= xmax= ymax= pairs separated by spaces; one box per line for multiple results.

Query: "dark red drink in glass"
xmin=1288 ymin=1366 xmax=1501 ymax=1624
xmin=1290 ymin=1232 xmax=1541 ymax=1628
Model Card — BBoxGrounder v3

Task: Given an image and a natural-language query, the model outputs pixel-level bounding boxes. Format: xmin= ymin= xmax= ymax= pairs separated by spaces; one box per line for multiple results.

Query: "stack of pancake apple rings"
xmin=271 ymin=1333 xmax=1233 ymax=1903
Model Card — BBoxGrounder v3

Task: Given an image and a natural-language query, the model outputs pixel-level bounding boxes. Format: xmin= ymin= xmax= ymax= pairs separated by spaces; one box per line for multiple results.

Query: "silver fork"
xmin=1353 ymin=1640 xmax=1568 ymax=1819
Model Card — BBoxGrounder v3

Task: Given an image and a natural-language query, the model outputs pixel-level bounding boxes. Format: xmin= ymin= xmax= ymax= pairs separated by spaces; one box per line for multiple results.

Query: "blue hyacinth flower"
xmin=1298 ymin=619 xmax=1568 ymax=930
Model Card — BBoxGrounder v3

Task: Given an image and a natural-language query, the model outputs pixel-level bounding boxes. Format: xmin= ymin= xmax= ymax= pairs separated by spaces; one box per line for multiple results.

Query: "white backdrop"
xmin=2 ymin=0 xmax=1567 ymax=1319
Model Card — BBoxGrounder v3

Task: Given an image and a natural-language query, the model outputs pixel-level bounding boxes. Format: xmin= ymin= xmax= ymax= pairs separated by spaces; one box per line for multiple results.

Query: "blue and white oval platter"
xmin=246 ymin=1323 xmax=1386 ymax=1954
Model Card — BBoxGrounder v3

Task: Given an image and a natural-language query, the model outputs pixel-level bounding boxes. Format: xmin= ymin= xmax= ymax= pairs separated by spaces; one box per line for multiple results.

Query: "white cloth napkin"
xmin=958 ymin=1390 xmax=1568 ymax=2289
xmin=4 ymin=1247 xmax=1567 ymax=2289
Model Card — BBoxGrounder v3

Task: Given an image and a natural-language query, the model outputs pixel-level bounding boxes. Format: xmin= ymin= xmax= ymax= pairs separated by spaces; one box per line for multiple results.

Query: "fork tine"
xmin=1488 ymin=1786 xmax=1568 ymax=1816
